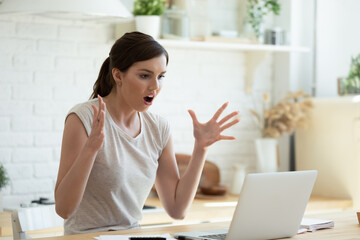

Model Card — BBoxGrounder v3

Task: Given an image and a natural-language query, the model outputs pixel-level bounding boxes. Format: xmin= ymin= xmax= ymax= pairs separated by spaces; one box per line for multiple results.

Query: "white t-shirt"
xmin=64 ymin=98 xmax=171 ymax=235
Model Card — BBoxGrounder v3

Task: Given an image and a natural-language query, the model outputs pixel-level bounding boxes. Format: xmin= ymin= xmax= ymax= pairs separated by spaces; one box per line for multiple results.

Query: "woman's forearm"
xmin=55 ymin=145 xmax=97 ymax=219
xmin=171 ymin=142 xmax=208 ymax=218
xmin=162 ymin=104 xmax=239 ymax=219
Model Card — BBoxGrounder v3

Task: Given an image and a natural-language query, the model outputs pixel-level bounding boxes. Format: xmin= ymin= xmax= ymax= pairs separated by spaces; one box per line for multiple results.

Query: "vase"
xmin=135 ymin=15 xmax=161 ymax=39
xmin=230 ymin=163 xmax=247 ymax=195
xmin=241 ymin=21 xmax=263 ymax=44
xmin=255 ymin=138 xmax=279 ymax=172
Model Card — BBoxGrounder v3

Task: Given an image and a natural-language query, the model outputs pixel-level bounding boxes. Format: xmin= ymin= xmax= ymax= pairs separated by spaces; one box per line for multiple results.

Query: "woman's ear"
xmin=112 ymin=68 xmax=122 ymax=86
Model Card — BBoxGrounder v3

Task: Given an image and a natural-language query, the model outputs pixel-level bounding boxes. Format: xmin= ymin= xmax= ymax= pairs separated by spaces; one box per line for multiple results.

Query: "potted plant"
xmin=0 ymin=163 xmax=10 ymax=212
xmin=245 ymin=0 xmax=281 ymax=42
xmin=338 ymin=53 xmax=360 ymax=95
xmin=133 ymin=0 xmax=166 ymax=39
xmin=250 ymin=90 xmax=313 ymax=172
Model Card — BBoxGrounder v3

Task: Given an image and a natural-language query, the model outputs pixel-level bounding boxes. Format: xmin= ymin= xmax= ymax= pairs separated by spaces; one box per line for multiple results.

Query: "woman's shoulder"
xmin=142 ymin=111 xmax=171 ymax=147
xmin=69 ymin=98 xmax=98 ymax=114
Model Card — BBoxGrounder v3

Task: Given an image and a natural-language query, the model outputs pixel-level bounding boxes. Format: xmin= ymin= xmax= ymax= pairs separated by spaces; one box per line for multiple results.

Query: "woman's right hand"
xmin=86 ymin=95 xmax=106 ymax=152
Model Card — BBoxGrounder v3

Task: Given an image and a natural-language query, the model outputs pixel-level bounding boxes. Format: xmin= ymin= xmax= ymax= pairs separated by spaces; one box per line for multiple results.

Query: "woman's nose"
xmin=149 ymin=77 xmax=160 ymax=90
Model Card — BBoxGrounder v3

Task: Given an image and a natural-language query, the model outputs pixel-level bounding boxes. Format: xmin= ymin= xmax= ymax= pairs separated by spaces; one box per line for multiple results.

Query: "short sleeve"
xmin=66 ymin=99 xmax=98 ymax=137
xmin=158 ymin=115 xmax=171 ymax=150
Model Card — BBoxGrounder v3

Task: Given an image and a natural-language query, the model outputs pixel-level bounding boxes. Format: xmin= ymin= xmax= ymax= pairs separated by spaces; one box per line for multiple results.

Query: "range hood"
xmin=0 ymin=0 xmax=133 ymax=21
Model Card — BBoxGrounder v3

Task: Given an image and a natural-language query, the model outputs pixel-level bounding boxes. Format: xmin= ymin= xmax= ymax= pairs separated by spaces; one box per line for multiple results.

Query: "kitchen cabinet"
xmin=296 ymin=97 xmax=360 ymax=209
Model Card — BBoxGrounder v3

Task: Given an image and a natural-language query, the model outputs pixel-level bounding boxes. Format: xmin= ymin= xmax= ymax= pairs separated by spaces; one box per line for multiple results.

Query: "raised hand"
xmin=86 ymin=96 xmax=106 ymax=152
xmin=188 ymin=102 xmax=240 ymax=149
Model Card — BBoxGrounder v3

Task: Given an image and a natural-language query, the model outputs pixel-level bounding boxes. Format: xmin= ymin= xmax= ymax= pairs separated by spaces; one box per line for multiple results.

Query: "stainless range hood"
xmin=0 ymin=0 xmax=133 ymax=21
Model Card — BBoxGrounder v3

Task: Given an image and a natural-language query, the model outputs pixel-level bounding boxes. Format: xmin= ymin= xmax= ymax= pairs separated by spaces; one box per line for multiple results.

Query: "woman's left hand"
xmin=188 ymin=102 xmax=240 ymax=149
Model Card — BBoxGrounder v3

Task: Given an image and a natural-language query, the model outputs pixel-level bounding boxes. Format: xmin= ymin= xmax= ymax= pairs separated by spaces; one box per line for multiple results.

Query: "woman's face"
xmin=118 ymin=54 xmax=167 ymax=112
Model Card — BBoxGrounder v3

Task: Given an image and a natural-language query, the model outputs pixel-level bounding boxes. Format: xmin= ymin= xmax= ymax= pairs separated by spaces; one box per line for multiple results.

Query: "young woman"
xmin=54 ymin=32 xmax=240 ymax=235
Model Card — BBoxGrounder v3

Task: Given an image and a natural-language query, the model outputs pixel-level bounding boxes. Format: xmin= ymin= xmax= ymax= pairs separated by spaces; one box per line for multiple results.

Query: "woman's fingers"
xmin=91 ymin=104 xmax=99 ymax=125
xmin=87 ymin=97 xmax=106 ymax=151
xmin=98 ymin=108 xmax=105 ymax=130
xmin=212 ymin=102 xmax=229 ymax=121
xmin=97 ymin=95 xmax=104 ymax=120
xmin=91 ymin=96 xmax=106 ymax=131
xmin=218 ymin=111 xmax=240 ymax=125
xmin=188 ymin=109 xmax=199 ymax=125
xmin=220 ymin=118 xmax=240 ymax=131
xmin=99 ymin=97 xmax=106 ymax=124
xmin=219 ymin=135 xmax=236 ymax=141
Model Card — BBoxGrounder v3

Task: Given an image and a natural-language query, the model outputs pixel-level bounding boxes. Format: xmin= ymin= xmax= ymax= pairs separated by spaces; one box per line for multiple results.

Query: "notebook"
xmin=173 ymin=170 xmax=317 ymax=240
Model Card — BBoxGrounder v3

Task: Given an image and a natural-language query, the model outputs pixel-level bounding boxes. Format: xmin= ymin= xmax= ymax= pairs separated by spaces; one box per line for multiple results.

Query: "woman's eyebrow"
xmin=138 ymin=69 xmax=167 ymax=74
xmin=138 ymin=69 xmax=153 ymax=73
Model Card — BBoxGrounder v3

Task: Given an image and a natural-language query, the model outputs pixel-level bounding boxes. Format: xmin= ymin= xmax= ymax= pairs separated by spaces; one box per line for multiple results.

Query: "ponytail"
xmin=90 ymin=57 xmax=113 ymax=99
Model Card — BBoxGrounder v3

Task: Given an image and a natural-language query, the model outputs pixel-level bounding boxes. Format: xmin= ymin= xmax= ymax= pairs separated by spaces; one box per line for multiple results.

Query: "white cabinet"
xmin=296 ymin=97 xmax=360 ymax=208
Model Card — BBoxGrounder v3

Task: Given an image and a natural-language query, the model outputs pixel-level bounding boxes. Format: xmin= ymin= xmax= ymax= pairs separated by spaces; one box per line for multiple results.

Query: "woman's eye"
xmin=139 ymin=74 xmax=149 ymax=79
xmin=158 ymin=75 xmax=165 ymax=80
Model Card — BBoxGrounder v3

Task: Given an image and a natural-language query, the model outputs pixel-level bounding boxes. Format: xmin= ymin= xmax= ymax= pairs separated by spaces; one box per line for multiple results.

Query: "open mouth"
xmin=144 ymin=95 xmax=154 ymax=104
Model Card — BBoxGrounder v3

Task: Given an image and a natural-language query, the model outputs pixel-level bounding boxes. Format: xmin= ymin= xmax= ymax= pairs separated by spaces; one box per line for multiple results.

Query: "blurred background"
xmin=0 ymin=0 xmax=359 ymax=210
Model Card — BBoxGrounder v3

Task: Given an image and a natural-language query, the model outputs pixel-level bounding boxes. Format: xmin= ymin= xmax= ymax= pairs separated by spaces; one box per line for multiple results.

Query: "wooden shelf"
xmin=159 ymin=39 xmax=310 ymax=53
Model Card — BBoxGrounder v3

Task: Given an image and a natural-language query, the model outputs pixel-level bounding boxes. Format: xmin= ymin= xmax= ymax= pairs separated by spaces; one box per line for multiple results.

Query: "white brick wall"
xmin=0 ymin=15 xmax=113 ymax=208
xmin=12 ymin=148 xmax=53 ymax=163
xmin=0 ymin=3 xmax=273 ymax=208
xmin=0 ymin=149 xmax=11 ymax=163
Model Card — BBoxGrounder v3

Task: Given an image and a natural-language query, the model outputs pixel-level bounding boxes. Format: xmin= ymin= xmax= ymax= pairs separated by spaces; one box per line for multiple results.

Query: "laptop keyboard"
xmin=199 ymin=233 xmax=227 ymax=240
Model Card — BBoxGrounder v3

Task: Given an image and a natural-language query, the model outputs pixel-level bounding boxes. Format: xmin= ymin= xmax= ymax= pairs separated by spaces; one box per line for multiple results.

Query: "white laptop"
xmin=173 ymin=170 xmax=317 ymax=240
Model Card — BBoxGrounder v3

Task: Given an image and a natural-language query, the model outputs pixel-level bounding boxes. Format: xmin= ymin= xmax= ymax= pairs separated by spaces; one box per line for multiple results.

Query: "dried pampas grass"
xmin=250 ymin=90 xmax=313 ymax=138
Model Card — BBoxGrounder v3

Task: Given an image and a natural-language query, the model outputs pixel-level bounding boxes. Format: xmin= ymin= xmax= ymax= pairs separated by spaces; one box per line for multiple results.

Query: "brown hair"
xmin=90 ymin=32 xmax=169 ymax=99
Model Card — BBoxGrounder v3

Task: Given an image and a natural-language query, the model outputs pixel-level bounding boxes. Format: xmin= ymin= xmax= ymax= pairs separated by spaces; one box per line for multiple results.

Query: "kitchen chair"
xmin=11 ymin=205 xmax=63 ymax=239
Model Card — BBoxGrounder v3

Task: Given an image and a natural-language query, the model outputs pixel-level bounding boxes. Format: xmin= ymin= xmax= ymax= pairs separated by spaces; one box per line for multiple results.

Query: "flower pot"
xmin=135 ymin=15 xmax=161 ymax=39
xmin=338 ymin=77 xmax=360 ymax=95
xmin=255 ymin=138 xmax=279 ymax=172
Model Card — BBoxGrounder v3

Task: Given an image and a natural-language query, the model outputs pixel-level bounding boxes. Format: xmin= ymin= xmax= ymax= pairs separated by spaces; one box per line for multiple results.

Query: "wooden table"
xmin=0 ymin=195 xmax=353 ymax=238
xmin=142 ymin=195 xmax=353 ymax=226
xmin=10 ymin=210 xmax=360 ymax=240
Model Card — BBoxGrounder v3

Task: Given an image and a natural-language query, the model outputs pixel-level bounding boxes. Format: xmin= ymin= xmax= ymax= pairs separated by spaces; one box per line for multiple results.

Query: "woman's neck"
xmin=103 ymin=91 xmax=141 ymax=137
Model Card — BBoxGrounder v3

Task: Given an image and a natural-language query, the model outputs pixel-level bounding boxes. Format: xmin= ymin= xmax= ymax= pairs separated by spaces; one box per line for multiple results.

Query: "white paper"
xmin=297 ymin=228 xmax=308 ymax=234
xmin=300 ymin=218 xmax=334 ymax=232
xmin=94 ymin=233 xmax=175 ymax=240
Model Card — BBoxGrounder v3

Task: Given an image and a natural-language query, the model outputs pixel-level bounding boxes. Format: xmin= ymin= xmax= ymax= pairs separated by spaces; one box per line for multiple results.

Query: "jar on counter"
xmin=161 ymin=7 xmax=189 ymax=40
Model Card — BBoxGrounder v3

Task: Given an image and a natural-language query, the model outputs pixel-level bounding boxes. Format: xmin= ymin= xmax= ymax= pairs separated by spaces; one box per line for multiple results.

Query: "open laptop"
xmin=173 ymin=170 xmax=317 ymax=240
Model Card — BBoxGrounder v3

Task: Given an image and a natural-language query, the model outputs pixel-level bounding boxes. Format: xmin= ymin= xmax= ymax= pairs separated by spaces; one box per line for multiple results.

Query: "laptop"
xmin=173 ymin=170 xmax=317 ymax=240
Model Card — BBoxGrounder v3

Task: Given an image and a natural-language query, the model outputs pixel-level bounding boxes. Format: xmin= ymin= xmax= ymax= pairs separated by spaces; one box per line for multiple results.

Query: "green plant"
xmin=339 ymin=54 xmax=360 ymax=95
xmin=0 ymin=164 xmax=9 ymax=191
xmin=246 ymin=0 xmax=281 ymax=39
xmin=133 ymin=0 xmax=166 ymax=16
